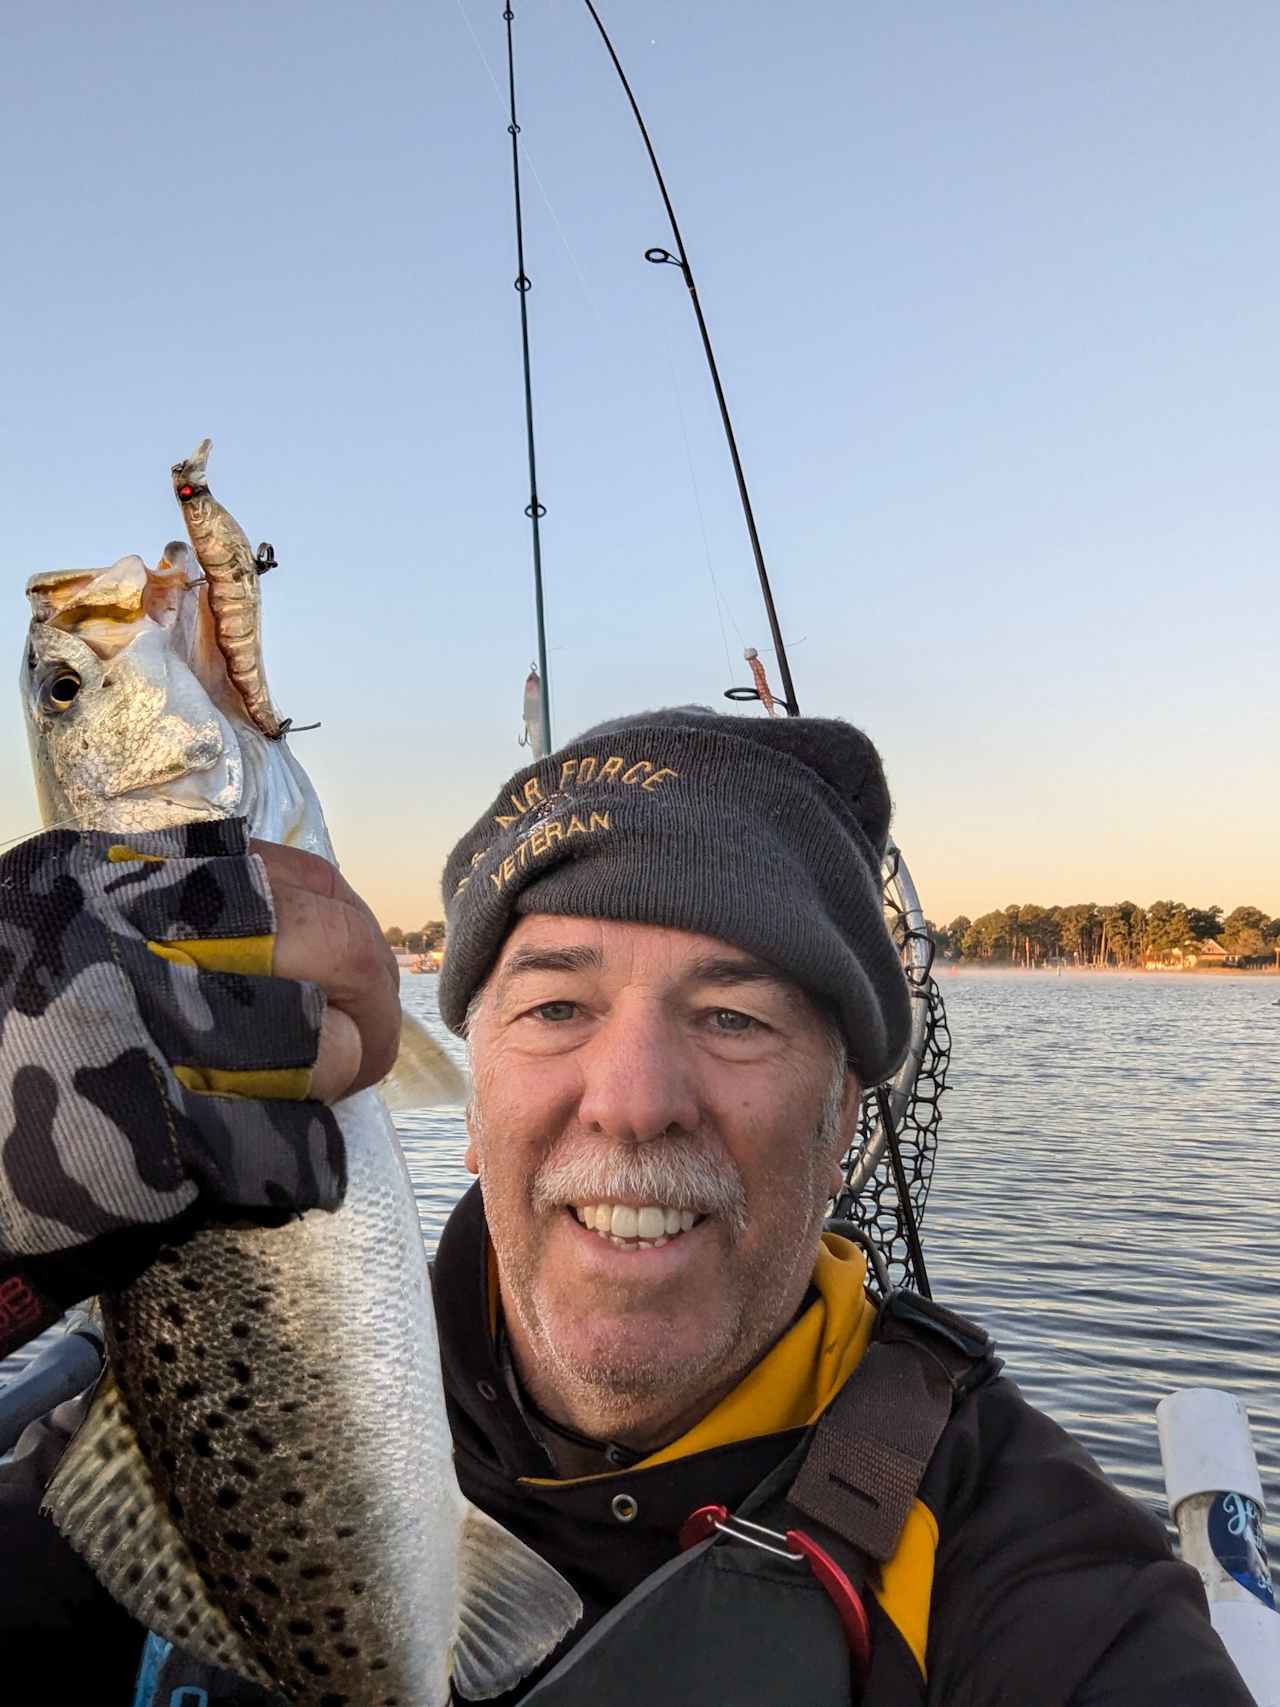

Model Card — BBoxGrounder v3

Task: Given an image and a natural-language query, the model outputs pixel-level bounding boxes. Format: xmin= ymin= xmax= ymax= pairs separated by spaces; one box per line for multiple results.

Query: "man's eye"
xmin=710 ymin=1009 xmax=757 ymax=1034
xmin=531 ymin=1001 xmax=578 ymax=1022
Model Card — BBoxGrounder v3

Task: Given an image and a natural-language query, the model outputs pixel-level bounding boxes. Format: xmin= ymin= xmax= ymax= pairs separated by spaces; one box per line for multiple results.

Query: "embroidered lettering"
xmin=490 ymin=753 xmax=681 ymax=828
xmin=484 ymin=811 xmax=614 ymax=892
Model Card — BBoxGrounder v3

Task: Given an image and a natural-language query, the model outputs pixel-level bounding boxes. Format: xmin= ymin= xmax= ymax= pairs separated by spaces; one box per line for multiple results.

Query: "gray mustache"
xmin=531 ymin=1139 xmax=748 ymax=1235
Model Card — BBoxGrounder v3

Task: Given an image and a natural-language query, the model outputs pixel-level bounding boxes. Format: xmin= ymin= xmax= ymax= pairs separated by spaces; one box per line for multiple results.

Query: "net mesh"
xmin=828 ymin=880 xmax=952 ymax=1294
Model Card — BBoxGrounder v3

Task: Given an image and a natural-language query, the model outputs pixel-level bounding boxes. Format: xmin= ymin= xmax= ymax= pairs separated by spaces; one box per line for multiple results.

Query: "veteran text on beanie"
xmin=439 ymin=708 xmax=912 ymax=1086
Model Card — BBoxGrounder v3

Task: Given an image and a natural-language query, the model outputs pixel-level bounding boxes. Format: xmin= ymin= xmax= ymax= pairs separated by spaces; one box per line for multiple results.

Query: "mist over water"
xmin=398 ymin=969 xmax=1280 ymax=1523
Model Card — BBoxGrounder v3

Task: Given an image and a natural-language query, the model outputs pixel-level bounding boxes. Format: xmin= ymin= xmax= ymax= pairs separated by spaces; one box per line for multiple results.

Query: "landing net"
xmin=829 ymin=842 xmax=951 ymax=1293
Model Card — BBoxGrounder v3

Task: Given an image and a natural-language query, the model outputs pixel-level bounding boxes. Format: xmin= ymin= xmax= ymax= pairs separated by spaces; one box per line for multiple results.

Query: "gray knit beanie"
xmin=439 ymin=707 xmax=911 ymax=1085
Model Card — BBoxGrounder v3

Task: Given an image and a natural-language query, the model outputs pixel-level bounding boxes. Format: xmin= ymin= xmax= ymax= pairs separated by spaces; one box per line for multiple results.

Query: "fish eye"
xmin=40 ymin=670 xmax=82 ymax=714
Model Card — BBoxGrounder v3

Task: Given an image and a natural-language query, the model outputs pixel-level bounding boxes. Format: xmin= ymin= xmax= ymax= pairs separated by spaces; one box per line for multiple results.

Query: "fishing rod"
xmin=579 ymin=0 xmax=801 ymax=719
xmin=575 ymin=5 xmax=946 ymax=1295
xmin=501 ymin=1 xmax=553 ymax=757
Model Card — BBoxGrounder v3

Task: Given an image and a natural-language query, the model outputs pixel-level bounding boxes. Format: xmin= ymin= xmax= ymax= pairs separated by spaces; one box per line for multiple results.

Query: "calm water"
xmin=396 ymin=969 xmax=1280 ymax=1525
xmin=6 ymin=969 xmax=1278 ymax=1534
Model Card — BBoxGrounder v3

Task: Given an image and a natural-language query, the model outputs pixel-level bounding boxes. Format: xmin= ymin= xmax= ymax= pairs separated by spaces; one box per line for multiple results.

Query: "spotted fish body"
xmin=70 ymin=1088 xmax=491 ymax=1701
xmin=26 ymin=451 xmax=581 ymax=1705
xmin=171 ymin=439 xmax=285 ymax=740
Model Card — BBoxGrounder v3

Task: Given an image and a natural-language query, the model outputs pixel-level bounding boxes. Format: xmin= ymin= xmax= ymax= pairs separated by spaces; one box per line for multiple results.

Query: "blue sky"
xmin=1 ymin=0 xmax=1274 ymax=927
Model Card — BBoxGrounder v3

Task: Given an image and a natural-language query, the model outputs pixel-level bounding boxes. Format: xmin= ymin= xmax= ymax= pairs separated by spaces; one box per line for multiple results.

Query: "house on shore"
xmin=1185 ymin=938 xmax=1229 ymax=967
xmin=1144 ymin=938 xmax=1230 ymax=970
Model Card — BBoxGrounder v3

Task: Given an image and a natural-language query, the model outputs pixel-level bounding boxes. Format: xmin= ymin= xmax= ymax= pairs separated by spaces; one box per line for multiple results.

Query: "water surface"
xmin=7 ymin=969 xmax=1277 ymax=1535
xmin=399 ymin=968 xmax=1280 ymax=1523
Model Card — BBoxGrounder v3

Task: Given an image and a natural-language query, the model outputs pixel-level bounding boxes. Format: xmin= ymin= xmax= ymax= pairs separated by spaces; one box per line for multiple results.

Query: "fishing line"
xmin=460 ymin=0 xmax=737 ymax=705
xmin=457 ymin=0 xmax=662 ymax=409
xmin=501 ymin=0 xmax=553 ymax=757
xmin=0 ymin=814 xmax=81 ymax=854
xmin=579 ymin=0 xmax=801 ymax=718
xmin=454 ymin=0 xmax=554 ymax=751
xmin=454 ymin=0 xmax=606 ymax=336
xmin=460 ymin=0 xmax=775 ymax=701
xmin=459 ymin=0 xmax=790 ymax=705
xmin=663 ymin=336 xmax=739 ymax=683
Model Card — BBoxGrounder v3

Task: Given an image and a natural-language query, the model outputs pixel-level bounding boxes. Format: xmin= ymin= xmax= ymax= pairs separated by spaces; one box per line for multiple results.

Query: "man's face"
xmin=465 ymin=914 xmax=861 ymax=1445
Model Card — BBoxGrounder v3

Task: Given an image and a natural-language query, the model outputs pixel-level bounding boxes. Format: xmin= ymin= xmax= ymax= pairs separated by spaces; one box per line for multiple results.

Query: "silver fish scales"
xmin=25 ymin=449 xmax=580 ymax=1706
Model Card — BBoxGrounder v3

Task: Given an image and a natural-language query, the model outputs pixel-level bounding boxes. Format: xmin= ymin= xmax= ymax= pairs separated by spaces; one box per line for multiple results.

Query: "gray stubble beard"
xmin=472 ymin=1061 xmax=849 ymax=1440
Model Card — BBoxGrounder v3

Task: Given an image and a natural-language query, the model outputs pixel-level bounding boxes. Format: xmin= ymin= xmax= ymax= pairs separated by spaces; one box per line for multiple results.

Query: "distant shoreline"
xmin=939 ymin=962 xmax=1279 ymax=976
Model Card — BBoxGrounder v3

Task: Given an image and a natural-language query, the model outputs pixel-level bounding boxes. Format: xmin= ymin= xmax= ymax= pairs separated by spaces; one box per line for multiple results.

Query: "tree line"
xmin=380 ymin=905 xmax=1280 ymax=967
xmin=929 ymin=903 xmax=1280 ymax=967
xmin=383 ymin=921 xmax=445 ymax=954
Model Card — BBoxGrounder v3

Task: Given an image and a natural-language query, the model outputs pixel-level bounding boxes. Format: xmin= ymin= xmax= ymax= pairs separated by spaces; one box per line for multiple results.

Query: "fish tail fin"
xmin=42 ymin=1366 xmax=270 ymax=1685
xmin=379 ymin=1011 xmax=468 ymax=1112
xmin=451 ymin=1501 xmax=582 ymax=1698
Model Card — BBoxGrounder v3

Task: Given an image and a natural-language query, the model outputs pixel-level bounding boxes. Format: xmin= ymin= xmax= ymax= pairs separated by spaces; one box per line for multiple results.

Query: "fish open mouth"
xmin=22 ymin=553 xmax=250 ymax=829
xmin=25 ymin=538 xmax=249 ymax=729
xmin=565 ymin=1202 xmax=707 ymax=1251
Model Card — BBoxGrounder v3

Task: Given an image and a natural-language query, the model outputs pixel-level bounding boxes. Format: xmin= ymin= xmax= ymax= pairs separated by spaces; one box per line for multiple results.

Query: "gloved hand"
xmin=0 ymin=819 xmax=394 ymax=1358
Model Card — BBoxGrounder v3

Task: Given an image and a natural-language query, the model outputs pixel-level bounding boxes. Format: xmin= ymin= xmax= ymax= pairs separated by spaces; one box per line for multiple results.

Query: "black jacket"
xmin=0 ymin=1183 xmax=1253 ymax=1704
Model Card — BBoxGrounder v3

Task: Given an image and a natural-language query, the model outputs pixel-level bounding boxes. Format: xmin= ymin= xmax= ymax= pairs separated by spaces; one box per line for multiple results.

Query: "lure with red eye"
xmin=169 ymin=438 xmax=286 ymax=740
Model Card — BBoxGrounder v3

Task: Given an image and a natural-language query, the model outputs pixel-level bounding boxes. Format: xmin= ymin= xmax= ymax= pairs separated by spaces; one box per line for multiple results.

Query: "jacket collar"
xmin=433 ymin=1181 xmax=873 ymax=1482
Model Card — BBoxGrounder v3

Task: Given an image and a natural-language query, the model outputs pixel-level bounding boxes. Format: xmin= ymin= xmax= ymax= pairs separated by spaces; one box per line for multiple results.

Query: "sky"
xmin=0 ymin=0 xmax=1275 ymax=929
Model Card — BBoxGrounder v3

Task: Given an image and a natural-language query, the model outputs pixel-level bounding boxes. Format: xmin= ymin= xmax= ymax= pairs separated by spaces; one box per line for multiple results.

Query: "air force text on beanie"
xmin=440 ymin=708 xmax=912 ymax=1086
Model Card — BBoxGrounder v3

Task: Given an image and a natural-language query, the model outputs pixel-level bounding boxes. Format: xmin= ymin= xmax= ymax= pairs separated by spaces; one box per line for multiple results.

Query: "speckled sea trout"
xmin=20 ymin=447 xmax=581 ymax=1705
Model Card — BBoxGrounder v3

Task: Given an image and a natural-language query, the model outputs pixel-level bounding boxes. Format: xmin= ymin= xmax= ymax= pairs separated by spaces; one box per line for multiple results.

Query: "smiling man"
xmin=426 ymin=708 xmax=1252 ymax=1706
xmin=465 ymin=917 xmax=850 ymax=1457
xmin=0 ymin=708 xmax=1255 ymax=1704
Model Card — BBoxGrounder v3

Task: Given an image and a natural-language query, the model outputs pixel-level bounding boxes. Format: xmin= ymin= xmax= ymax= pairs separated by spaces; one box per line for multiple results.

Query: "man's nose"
xmin=576 ymin=1006 xmax=700 ymax=1142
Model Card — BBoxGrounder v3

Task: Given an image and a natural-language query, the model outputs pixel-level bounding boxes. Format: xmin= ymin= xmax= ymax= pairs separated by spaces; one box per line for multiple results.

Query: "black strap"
xmin=788 ymin=1290 xmax=999 ymax=1561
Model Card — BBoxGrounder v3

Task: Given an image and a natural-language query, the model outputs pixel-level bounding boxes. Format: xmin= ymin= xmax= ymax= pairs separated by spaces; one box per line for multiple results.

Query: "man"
xmin=0 ymin=711 xmax=1255 ymax=1703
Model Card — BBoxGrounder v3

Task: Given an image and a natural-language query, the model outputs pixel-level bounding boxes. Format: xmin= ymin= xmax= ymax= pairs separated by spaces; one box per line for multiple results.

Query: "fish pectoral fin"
xmin=451 ymin=1501 xmax=583 ymax=1699
xmin=379 ymin=1011 xmax=468 ymax=1112
xmin=42 ymin=1365 xmax=272 ymax=1690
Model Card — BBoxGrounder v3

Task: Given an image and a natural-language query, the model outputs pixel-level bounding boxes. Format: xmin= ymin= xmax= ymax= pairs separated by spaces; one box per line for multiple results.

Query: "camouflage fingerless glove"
xmin=0 ymin=819 xmax=345 ymax=1357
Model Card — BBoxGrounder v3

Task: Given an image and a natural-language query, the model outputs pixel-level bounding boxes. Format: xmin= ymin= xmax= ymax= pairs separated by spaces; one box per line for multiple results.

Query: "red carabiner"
xmin=788 ymin=1529 xmax=872 ymax=1685
xmin=678 ymin=1503 xmax=729 ymax=1550
xmin=678 ymin=1505 xmax=871 ymax=1682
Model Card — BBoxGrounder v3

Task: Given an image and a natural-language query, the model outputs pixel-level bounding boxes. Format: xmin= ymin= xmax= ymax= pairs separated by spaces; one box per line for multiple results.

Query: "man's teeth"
xmin=572 ymin=1203 xmax=700 ymax=1249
